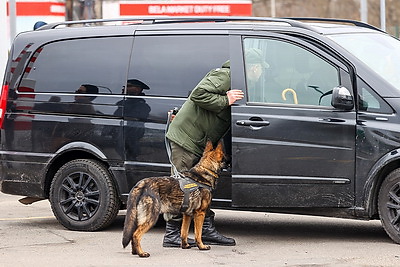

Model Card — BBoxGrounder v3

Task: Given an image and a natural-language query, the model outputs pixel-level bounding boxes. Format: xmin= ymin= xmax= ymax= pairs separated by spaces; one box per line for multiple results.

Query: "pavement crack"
xmin=0 ymin=230 xmax=75 ymax=250
xmin=47 ymin=230 xmax=76 ymax=244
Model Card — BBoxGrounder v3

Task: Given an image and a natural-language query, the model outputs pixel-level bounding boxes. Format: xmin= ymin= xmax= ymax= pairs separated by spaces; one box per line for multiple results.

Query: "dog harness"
xmin=177 ymin=175 xmax=213 ymax=213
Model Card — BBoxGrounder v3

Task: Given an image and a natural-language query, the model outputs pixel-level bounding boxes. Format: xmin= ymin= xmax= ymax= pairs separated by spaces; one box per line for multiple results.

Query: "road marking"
xmin=0 ymin=216 xmax=54 ymax=221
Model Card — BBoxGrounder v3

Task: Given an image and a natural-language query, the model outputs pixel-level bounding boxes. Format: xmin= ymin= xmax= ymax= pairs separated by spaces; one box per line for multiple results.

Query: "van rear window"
xmin=19 ymin=37 xmax=133 ymax=95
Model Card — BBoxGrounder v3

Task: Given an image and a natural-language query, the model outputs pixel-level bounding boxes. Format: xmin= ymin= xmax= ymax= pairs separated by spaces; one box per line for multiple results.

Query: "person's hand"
xmin=168 ymin=110 xmax=176 ymax=121
xmin=227 ymin=89 xmax=244 ymax=105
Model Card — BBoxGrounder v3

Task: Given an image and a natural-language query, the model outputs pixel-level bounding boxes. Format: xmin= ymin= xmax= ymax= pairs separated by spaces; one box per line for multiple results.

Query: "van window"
xmin=358 ymin=78 xmax=392 ymax=113
xmin=128 ymin=35 xmax=229 ymax=97
xmin=19 ymin=37 xmax=132 ymax=95
xmin=244 ymin=38 xmax=339 ymax=106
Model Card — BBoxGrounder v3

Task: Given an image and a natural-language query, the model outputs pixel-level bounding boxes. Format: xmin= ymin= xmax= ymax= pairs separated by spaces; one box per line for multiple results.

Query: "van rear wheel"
xmin=49 ymin=159 xmax=120 ymax=231
xmin=378 ymin=168 xmax=400 ymax=244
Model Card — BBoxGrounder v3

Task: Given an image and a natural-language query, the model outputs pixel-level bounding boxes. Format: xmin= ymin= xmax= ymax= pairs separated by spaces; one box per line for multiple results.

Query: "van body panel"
xmin=3 ymin=18 xmax=400 ymax=239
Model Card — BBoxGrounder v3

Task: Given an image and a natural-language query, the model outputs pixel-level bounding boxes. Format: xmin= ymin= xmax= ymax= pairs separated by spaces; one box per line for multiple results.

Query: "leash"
xmin=165 ymin=107 xmax=180 ymax=178
xmin=164 ymin=107 xmax=192 ymax=212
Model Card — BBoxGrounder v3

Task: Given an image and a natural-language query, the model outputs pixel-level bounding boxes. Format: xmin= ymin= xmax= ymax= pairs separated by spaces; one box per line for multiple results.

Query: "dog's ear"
xmin=204 ymin=140 xmax=214 ymax=153
xmin=216 ymin=140 xmax=224 ymax=152
xmin=215 ymin=141 xmax=225 ymax=158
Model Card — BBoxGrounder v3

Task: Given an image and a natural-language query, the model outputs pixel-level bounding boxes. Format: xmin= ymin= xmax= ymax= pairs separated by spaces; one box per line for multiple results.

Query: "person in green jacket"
xmin=164 ymin=48 xmax=268 ymax=247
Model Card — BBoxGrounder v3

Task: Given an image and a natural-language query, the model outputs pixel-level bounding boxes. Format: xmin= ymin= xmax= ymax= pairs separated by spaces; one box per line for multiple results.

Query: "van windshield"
xmin=329 ymin=32 xmax=400 ymax=91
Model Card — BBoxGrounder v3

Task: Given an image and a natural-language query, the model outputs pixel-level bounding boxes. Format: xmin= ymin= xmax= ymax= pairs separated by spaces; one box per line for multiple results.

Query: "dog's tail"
xmin=122 ymin=181 xmax=145 ymax=248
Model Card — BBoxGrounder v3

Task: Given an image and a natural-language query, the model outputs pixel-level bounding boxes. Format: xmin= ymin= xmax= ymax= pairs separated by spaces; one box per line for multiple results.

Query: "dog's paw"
xmin=198 ymin=245 xmax=211 ymax=250
xmin=181 ymin=243 xmax=191 ymax=249
xmin=138 ymin=252 xmax=150 ymax=258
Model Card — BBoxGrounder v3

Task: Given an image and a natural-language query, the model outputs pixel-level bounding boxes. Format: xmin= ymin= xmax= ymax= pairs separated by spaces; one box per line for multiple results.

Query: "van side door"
xmin=230 ymin=34 xmax=356 ymax=208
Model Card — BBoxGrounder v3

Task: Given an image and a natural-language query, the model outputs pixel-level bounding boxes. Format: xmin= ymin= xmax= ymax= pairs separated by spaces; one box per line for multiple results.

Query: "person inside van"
xmin=123 ymin=79 xmax=149 ymax=96
xmin=164 ymin=48 xmax=268 ymax=247
xmin=123 ymin=79 xmax=151 ymax=160
xmin=68 ymin=84 xmax=99 ymax=115
xmin=75 ymin=84 xmax=98 ymax=100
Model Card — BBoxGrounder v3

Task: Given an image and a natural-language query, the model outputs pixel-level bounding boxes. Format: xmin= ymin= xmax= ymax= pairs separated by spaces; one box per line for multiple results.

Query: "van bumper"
xmin=0 ymin=180 xmax=45 ymax=198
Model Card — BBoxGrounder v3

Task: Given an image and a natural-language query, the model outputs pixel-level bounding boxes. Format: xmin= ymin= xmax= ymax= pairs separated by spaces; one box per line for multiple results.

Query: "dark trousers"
xmin=170 ymin=141 xmax=199 ymax=173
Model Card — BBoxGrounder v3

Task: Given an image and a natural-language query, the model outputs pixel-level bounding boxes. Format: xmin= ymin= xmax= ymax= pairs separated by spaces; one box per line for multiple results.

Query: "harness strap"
xmin=177 ymin=176 xmax=213 ymax=213
xmin=178 ymin=177 xmax=199 ymax=213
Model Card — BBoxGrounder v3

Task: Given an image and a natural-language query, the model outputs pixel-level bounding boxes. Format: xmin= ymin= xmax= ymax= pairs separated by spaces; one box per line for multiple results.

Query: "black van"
xmin=2 ymin=17 xmax=400 ymax=244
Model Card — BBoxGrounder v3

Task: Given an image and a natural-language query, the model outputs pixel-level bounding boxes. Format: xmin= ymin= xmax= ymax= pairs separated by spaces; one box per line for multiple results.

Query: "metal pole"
xmin=360 ymin=0 xmax=368 ymax=23
xmin=271 ymin=0 xmax=276 ymax=17
xmin=380 ymin=0 xmax=386 ymax=31
xmin=9 ymin=0 xmax=17 ymax=44
xmin=0 ymin=0 xmax=8 ymax=79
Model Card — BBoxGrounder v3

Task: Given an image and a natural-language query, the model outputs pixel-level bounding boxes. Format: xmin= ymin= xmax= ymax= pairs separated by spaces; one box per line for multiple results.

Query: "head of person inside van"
xmin=124 ymin=79 xmax=150 ymax=96
xmin=75 ymin=84 xmax=99 ymax=102
xmin=245 ymin=48 xmax=269 ymax=84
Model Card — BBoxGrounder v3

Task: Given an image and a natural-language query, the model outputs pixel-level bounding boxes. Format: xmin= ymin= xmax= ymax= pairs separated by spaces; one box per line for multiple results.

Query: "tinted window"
xmin=128 ymin=35 xmax=229 ymax=97
xmin=244 ymin=38 xmax=339 ymax=107
xmin=358 ymin=78 xmax=392 ymax=113
xmin=20 ymin=37 xmax=132 ymax=94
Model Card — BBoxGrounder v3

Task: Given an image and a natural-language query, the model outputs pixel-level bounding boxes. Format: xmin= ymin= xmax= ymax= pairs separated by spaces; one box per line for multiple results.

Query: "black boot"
xmin=162 ymin=220 xmax=196 ymax=247
xmin=202 ymin=214 xmax=236 ymax=246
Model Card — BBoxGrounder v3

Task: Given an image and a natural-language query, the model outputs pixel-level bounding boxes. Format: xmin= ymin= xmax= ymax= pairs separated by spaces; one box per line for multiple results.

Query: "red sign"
xmin=120 ymin=1 xmax=252 ymax=16
xmin=7 ymin=1 xmax=65 ymax=16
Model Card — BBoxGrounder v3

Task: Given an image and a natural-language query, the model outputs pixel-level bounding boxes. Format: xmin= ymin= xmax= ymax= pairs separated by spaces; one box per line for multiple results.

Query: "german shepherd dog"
xmin=122 ymin=140 xmax=225 ymax=257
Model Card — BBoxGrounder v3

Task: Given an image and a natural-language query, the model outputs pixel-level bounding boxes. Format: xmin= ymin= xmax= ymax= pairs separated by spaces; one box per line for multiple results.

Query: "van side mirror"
xmin=331 ymin=86 xmax=354 ymax=110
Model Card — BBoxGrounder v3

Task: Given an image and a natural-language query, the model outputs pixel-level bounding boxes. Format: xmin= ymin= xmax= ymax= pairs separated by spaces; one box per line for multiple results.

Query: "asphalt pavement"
xmin=1 ymin=192 xmax=400 ymax=266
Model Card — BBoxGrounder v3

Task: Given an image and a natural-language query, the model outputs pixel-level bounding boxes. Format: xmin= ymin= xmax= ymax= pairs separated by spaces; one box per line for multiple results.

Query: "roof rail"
xmin=282 ymin=17 xmax=385 ymax=33
xmin=38 ymin=16 xmax=316 ymax=31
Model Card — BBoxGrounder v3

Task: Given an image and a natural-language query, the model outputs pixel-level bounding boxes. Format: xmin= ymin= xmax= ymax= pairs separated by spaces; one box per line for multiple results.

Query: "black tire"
xmin=378 ymin=168 xmax=400 ymax=244
xmin=49 ymin=159 xmax=120 ymax=231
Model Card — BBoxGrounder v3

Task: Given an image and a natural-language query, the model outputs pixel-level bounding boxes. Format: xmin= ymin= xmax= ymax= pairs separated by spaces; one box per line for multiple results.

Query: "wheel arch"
xmin=43 ymin=142 xmax=111 ymax=198
xmin=363 ymin=150 xmax=400 ymax=218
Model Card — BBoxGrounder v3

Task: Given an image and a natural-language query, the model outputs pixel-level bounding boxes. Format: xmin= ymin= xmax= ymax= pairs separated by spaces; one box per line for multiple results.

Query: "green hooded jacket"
xmin=166 ymin=61 xmax=231 ymax=157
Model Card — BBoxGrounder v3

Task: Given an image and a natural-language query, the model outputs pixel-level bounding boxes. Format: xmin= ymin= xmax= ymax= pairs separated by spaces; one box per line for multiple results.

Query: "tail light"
xmin=0 ymin=84 xmax=9 ymax=128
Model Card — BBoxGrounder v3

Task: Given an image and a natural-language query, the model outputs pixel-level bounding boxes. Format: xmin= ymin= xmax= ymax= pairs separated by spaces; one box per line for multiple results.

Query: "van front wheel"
xmin=378 ymin=168 xmax=400 ymax=244
xmin=49 ymin=159 xmax=120 ymax=231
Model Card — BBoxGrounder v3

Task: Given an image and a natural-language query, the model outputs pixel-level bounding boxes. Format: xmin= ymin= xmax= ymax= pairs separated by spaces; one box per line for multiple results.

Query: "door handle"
xmin=319 ymin=118 xmax=345 ymax=123
xmin=236 ymin=120 xmax=270 ymax=127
